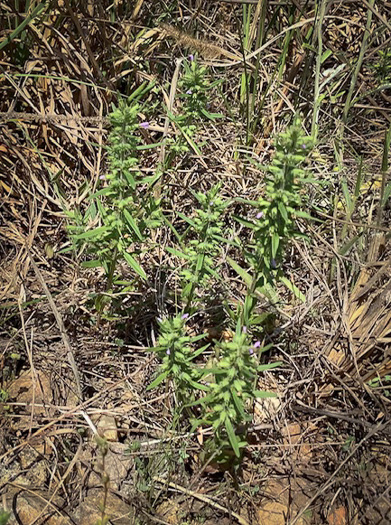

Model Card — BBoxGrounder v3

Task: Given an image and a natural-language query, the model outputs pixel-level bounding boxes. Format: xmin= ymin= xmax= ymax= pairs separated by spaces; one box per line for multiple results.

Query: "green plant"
xmin=372 ymin=47 xmax=391 ymax=83
xmin=193 ymin=324 xmax=278 ymax=461
xmin=232 ymin=118 xmax=313 ymax=324
xmin=179 ymin=183 xmax=229 ymax=311
xmin=147 ymin=314 xmax=208 ymax=402
xmin=0 ymin=509 xmax=10 ymax=525
xmin=167 ymin=56 xmax=221 ymax=157
xmin=249 ymin=119 xmax=313 ymax=280
xmin=68 ymin=99 xmax=161 ymax=291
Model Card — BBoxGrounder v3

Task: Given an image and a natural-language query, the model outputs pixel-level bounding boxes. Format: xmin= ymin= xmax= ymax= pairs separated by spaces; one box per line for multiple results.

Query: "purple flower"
xmin=256 ymin=211 xmax=264 ymax=219
xmin=188 ymin=54 xmax=194 ymax=62
xmin=181 ymin=313 xmax=189 ymax=320
xmin=186 ymin=89 xmax=193 ymax=95
xmin=254 ymin=341 xmax=261 ymax=348
xmin=140 ymin=122 xmax=150 ymax=129
xmin=249 ymin=348 xmax=254 ymax=355
xmin=166 ymin=349 xmax=171 ymax=355
xmin=301 ymin=144 xmax=307 ymax=149
xmin=271 ymin=259 xmax=277 ymax=269
xmin=99 ymin=175 xmax=106 ymax=180
xmin=242 ymin=326 xmax=247 ymax=333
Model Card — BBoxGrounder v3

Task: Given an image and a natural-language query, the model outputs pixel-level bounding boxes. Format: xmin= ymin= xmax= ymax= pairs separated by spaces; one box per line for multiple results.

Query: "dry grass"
xmin=1 ymin=1 xmax=391 ymax=524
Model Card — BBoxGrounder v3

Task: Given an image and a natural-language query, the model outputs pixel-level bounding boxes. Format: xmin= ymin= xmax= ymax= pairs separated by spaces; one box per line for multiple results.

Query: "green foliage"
xmin=372 ymin=47 xmax=391 ymax=83
xmin=167 ymin=56 xmax=219 ymax=155
xmin=179 ymin=57 xmax=211 ymax=120
xmin=181 ymin=183 xmax=229 ymax=308
xmin=197 ymin=325 xmax=277 ymax=459
xmin=244 ymin=118 xmax=313 ymax=285
xmin=0 ymin=510 xmax=10 ymax=525
xmin=68 ymin=99 xmax=161 ymax=285
xmin=148 ymin=314 xmax=208 ymax=400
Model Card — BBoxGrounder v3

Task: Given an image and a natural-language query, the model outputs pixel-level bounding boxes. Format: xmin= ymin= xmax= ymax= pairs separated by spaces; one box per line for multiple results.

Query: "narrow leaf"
xmin=73 ymin=226 xmax=108 ymax=240
xmin=227 ymin=256 xmax=252 ymax=287
xmin=123 ymin=252 xmax=147 ymax=280
xmin=124 ymin=210 xmax=143 ymax=241
xmin=146 ymin=370 xmax=169 ymax=391
xmin=225 ymin=418 xmax=240 ymax=457
xmin=279 ymin=276 xmax=306 ymax=303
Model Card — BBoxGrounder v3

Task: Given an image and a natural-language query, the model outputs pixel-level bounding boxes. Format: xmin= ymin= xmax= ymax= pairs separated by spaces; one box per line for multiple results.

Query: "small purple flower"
xmin=256 ymin=211 xmax=264 ymax=219
xmin=186 ymin=89 xmax=193 ymax=95
xmin=249 ymin=348 xmax=254 ymax=355
xmin=271 ymin=258 xmax=277 ymax=269
xmin=181 ymin=313 xmax=189 ymax=320
xmin=301 ymin=144 xmax=307 ymax=150
xmin=140 ymin=122 xmax=150 ymax=129
xmin=166 ymin=349 xmax=171 ymax=355
xmin=242 ymin=326 xmax=247 ymax=333
xmin=188 ymin=54 xmax=194 ymax=62
xmin=254 ymin=341 xmax=261 ymax=348
xmin=99 ymin=175 xmax=106 ymax=180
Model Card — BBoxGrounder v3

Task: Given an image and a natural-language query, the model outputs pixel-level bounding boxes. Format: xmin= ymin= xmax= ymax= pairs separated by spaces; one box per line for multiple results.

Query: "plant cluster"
xmin=167 ymin=56 xmax=221 ymax=156
xmin=68 ymin=99 xmax=161 ymax=290
xmin=245 ymin=119 xmax=313 ymax=285
xmin=372 ymin=47 xmax=391 ymax=83
xmin=197 ymin=327 xmax=277 ymax=460
xmin=67 ymin=67 xmax=313 ymax=463
xmin=180 ymin=183 xmax=228 ymax=309
xmin=148 ymin=314 xmax=208 ymax=401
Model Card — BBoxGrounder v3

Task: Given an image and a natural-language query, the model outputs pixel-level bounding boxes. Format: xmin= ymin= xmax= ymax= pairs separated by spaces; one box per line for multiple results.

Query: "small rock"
xmin=6 ymin=489 xmax=70 ymax=525
xmin=282 ymin=423 xmax=312 ymax=461
xmin=327 ymin=506 xmax=347 ymax=525
xmin=94 ymin=414 xmax=118 ymax=442
xmin=7 ymin=371 xmax=53 ymax=433
xmin=156 ymin=500 xmax=182 ymax=524
xmin=72 ymin=489 xmax=130 ymax=525
xmin=82 ymin=442 xmax=132 ymax=490
xmin=257 ymin=480 xmax=312 ymax=525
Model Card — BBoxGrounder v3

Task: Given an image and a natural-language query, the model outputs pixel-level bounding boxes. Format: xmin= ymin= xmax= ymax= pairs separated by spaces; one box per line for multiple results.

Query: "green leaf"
xmin=124 ymin=210 xmax=143 ymax=241
xmin=257 ymin=362 xmax=281 ymax=371
xmin=146 ymin=370 xmax=169 ymax=391
xmin=187 ymin=379 xmax=209 ymax=392
xmin=227 ymin=256 xmax=252 ymax=287
xmin=123 ymin=252 xmax=147 ymax=280
xmin=233 ymin=215 xmax=257 ymax=228
xmin=73 ymin=226 xmax=108 ymax=240
xmin=200 ymin=108 xmax=224 ymax=120
xmin=342 ymin=179 xmax=353 ymax=214
xmin=271 ymin=233 xmax=280 ymax=258
xmin=89 ymin=187 xmax=113 ymax=198
xmin=0 ymin=510 xmax=11 ymax=525
xmin=277 ymin=202 xmax=288 ymax=222
xmin=165 ymin=246 xmax=190 ymax=259
xmin=195 ymin=253 xmax=204 ymax=272
xmin=185 ymin=393 xmax=215 ymax=407
xmin=124 ymin=171 xmax=136 ymax=188
xmin=0 ymin=2 xmax=47 ymax=51
xmin=176 ymin=211 xmax=197 ymax=228
xmin=188 ymin=343 xmax=210 ymax=360
xmin=81 ymin=259 xmax=102 ymax=268
xmin=230 ymin=388 xmax=247 ymax=420
xmin=321 ymin=48 xmax=332 ymax=63
xmin=253 ymin=390 xmax=277 ymax=398
xmin=279 ymin=276 xmax=306 ymax=303
xmin=225 ymin=418 xmax=240 ymax=457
